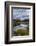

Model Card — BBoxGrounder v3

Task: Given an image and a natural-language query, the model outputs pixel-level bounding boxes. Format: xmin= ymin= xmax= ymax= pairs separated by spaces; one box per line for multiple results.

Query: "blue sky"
xmin=13 ymin=8 xmax=31 ymax=20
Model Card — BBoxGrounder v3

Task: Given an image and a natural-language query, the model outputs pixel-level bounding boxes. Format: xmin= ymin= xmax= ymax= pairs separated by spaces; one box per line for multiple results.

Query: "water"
xmin=13 ymin=24 xmax=28 ymax=32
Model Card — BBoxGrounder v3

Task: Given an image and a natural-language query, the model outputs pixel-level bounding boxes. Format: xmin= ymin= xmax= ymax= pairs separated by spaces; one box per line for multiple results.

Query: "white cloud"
xmin=13 ymin=8 xmax=31 ymax=20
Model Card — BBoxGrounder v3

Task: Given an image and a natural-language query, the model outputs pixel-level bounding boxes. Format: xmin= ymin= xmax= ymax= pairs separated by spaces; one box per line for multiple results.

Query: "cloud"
xmin=13 ymin=8 xmax=31 ymax=20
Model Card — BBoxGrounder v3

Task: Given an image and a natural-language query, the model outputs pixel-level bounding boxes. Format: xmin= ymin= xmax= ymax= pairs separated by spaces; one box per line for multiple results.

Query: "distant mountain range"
xmin=13 ymin=19 xmax=29 ymax=22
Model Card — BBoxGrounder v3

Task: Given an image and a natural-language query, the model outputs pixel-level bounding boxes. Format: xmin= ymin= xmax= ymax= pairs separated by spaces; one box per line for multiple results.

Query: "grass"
xmin=15 ymin=29 xmax=29 ymax=36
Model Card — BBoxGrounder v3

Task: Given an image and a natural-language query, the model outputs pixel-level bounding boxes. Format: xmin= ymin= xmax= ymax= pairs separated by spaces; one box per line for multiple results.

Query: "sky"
xmin=12 ymin=8 xmax=31 ymax=20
